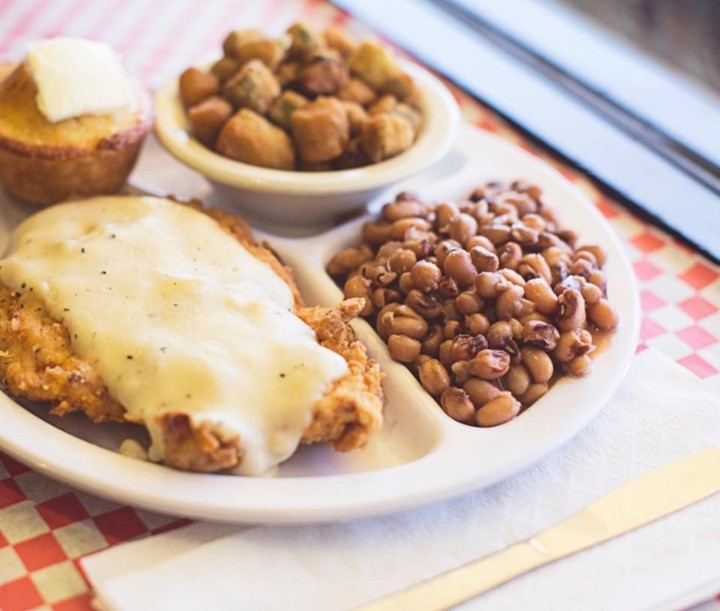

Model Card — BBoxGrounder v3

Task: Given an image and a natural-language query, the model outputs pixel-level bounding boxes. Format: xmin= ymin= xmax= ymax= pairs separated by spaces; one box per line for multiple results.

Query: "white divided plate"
xmin=0 ymin=126 xmax=640 ymax=524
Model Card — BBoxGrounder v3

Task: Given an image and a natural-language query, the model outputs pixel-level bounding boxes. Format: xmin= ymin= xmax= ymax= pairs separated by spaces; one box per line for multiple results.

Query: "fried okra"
xmin=291 ymin=97 xmax=349 ymax=163
xmin=342 ymin=101 xmax=368 ymax=136
xmin=179 ymin=67 xmax=220 ymax=107
xmin=287 ymin=21 xmax=324 ymax=60
xmin=216 ymin=109 xmax=294 ymax=170
xmin=187 ymin=96 xmax=233 ymax=147
xmin=181 ymin=23 xmax=424 ymax=170
xmin=267 ymin=90 xmax=308 ymax=130
xmin=297 ymin=51 xmax=349 ymax=97
xmin=323 ymin=26 xmax=358 ymax=59
xmin=348 ymin=42 xmax=403 ymax=91
xmin=223 ymin=59 xmax=280 ymax=114
xmin=361 ymin=114 xmax=415 ymax=163
xmin=338 ymin=77 xmax=377 ymax=106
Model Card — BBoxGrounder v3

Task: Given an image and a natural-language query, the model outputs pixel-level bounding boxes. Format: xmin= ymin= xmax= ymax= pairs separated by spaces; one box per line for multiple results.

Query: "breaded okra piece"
xmin=291 ymin=96 xmax=350 ymax=163
xmin=360 ymin=113 xmax=415 ymax=163
xmin=216 ymin=109 xmax=295 ymax=170
xmin=348 ymin=41 xmax=402 ymax=91
xmin=297 ymin=51 xmax=350 ymax=97
xmin=178 ymin=67 xmax=220 ymax=107
xmin=267 ymin=90 xmax=309 ymax=131
xmin=223 ymin=59 xmax=280 ymax=114
xmin=187 ymin=96 xmax=233 ymax=147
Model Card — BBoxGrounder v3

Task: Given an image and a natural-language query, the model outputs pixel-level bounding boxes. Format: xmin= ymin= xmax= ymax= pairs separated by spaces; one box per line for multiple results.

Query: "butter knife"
xmin=359 ymin=446 xmax=720 ymax=611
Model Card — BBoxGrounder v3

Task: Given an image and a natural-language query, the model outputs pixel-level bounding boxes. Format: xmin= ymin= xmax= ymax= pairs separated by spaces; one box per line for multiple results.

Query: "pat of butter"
xmin=27 ymin=37 xmax=134 ymax=123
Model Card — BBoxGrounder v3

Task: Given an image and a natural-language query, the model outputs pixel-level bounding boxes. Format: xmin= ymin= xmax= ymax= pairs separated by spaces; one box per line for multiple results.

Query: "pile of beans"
xmin=326 ymin=181 xmax=619 ymax=427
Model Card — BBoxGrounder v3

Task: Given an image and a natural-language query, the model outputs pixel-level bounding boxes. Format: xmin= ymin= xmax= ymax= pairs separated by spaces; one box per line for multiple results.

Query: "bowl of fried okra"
xmin=154 ymin=22 xmax=460 ymax=229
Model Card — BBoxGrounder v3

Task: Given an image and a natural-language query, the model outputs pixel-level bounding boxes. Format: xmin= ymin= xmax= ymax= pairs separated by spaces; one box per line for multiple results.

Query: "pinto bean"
xmin=475 ymin=392 xmax=521 ymax=426
xmin=486 ymin=321 xmax=518 ymax=354
xmin=343 ymin=275 xmax=373 ymax=316
xmin=422 ymin=324 xmax=443 ymax=357
xmin=519 ymin=382 xmax=549 ymax=406
xmin=388 ymin=334 xmax=421 ymax=363
xmin=557 ymin=289 xmax=586 ymax=331
xmin=465 ymin=313 xmax=490 ymax=336
xmin=588 ymin=298 xmax=619 ymax=331
xmin=437 ymin=276 xmax=460 ymax=299
xmin=552 ymin=329 xmax=594 ymax=362
xmin=380 ymin=306 xmax=428 ymax=339
xmin=518 ymin=253 xmax=552 ymax=284
xmin=382 ymin=200 xmax=427 ymax=222
xmin=403 ymin=229 xmax=435 ymax=259
xmin=521 ymin=213 xmax=546 ymax=232
xmin=435 ymin=201 xmax=460 ymax=230
xmin=470 ymin=246 xmax=499 ymax=273
xmin=521 ymin=320 xmax=560 ymax=351
xmin=581 ymin=281 xmax=603 ymax=305
xmin=464 ymin=378 xmax=500 ymax=407
xmin=510 ymin=221 xmax=539 ymax=246
xmin=469 ymin=349 xmax=511 ymax=380
xmin=479 ymin=224 xmax=511 ymax=246
xmin=455 ymin=291 xmax=483 ymax=315
xmin=441 ymin=387 xmax=476 ymax=423
xmin=442 ymin=320 xmax=462 ymax=340
xmin=410 ymin=260 xmax=442 ymax=292
xmin=448 ymin=213 xmax=478 ymax=247
xmin=569 ymin=258 xmax=594 ymax=277
xmin=450 ymin=360 xmax=473 ymax=385
xmin=372 ymin=287 xmax=400 ymax=309
xmin=434 ymin=240 xmax=462 ymax=268
xmin=362 ymin=221 xmax=393 ymax=246
xmin=327 ymin=245 xmax=372 ymax=277
xmin=498 ymin=242 xmax=522 ymax=270
xmin=405 ymin=289 xmax=442 ymax=320
xmin=520 ymin=346 xmax=554 ymax=383
xmin=417 ymin=356 xmax=450 ymax=396
xmin=524 ymin=278 xmax=559 ymax=316
xmin=475 ymin=271 xmax=511 ymax=299
xmin=444 ymin=249 xmax=477 ymax=287
xmin=398 ymin=271 xmax=414 ymax=294
xmin=466 ymin=235 xmax=496 ymax=252
xmin=449 ymin=334 xmax=488 ymax=362
xmin=504 ymin=364 xmax=531 ymax=396
xmin=390 ymin=217 xmax=431 ymax=241
xmin=387 ymin=248 xmax=417 ymax=274
xmin=567 ymin=354 xmax=593 ymax=377
xmin=495 ymin=284 xmax=534 ymax=320
xmin=577 ymin=243 xmax=607 ymax=267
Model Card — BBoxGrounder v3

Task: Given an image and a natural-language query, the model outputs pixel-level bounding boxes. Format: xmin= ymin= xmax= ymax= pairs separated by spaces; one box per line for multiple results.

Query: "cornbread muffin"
xmin=0 ymin=55 xmax=151 ymax=205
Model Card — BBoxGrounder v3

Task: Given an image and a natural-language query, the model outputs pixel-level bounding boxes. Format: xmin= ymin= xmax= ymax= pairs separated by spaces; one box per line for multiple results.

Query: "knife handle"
xmin=358 ymin=540 xmax=553 ymax=611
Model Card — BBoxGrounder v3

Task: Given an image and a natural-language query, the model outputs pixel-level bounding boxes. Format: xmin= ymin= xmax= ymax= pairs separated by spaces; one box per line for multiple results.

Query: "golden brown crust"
xmin=158 ymin=413 xmax=243 ymax=472
xmin=0 ymin=286 xmax=125 ymax=422
xmin=0 ymin=62 xmax=152 ymax=205
xmin=297 ymin=298 xmax=383 ymax=451
xmin=0 ymin=200 xmax=384 ymax=472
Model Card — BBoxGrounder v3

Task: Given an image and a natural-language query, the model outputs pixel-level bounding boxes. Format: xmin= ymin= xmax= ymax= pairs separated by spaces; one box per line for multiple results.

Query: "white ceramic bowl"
xmin=154 ymin=59 xmax=460 ymax=232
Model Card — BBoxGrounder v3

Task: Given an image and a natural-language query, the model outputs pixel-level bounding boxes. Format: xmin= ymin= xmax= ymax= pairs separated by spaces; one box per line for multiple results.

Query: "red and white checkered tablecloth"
xmin=0 ymin=1 xmax=718 ymax=609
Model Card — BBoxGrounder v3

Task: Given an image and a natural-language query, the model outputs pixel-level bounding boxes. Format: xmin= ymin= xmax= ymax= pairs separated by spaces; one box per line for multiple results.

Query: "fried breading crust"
xmin=0 ymin=202 xmax=383 ymax=472
xmin=0 ymin=287 xmax=125 ymax=422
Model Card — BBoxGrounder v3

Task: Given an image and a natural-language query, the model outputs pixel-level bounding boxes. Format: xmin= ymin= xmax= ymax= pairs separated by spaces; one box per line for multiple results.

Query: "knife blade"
xmin=358 ymin=446 xmax=720 ymax=611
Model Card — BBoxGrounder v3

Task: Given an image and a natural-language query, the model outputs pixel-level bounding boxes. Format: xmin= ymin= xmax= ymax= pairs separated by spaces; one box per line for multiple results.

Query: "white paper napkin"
xmin=82 ymin=350 xmax=720 ymax=611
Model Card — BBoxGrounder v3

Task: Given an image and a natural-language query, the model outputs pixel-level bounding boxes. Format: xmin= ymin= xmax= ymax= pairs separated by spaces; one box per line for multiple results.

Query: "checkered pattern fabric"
xmin=0 ymin=1 xmax=718 ymax=609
